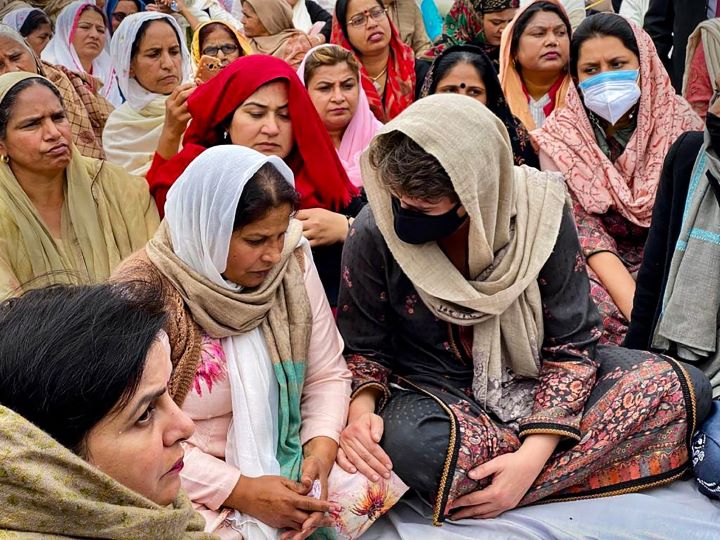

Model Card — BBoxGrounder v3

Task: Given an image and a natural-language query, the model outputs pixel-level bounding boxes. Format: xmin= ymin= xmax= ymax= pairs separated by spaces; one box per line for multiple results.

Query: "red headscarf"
xmin=146 ymin=55 xmax=357 ymax=214
xmin=330 ymin=3 xmax=415 ymax=123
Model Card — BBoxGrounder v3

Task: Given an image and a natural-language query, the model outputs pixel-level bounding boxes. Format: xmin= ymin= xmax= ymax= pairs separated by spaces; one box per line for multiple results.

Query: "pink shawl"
xmin=531 ymin=19 xmax=703 ymax=228
xmin=297 ymin=45 xmax=382 ymax=187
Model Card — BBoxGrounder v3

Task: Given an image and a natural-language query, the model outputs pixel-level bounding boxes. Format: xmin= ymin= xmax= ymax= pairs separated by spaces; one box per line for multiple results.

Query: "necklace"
xmin=369 ymin=65 xmax=388 ymax=93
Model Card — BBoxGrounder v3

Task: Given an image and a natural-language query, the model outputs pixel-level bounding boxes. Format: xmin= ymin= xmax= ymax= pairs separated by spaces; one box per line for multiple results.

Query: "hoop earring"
xmin=0 ymin=155 xmax=8 ymax=164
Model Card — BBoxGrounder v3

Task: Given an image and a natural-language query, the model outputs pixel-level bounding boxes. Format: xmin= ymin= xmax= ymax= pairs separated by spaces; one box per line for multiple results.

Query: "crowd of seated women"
xmin=0 ymin=0 xmax=719 ymax=537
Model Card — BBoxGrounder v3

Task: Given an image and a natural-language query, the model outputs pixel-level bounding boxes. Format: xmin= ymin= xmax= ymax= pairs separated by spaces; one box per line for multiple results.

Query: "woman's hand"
xmin=281 ymin=438 xmax=339 ymax=540
xmin=337 ymin=411 xmax=393 ymax=482
xmin=447 ymin=434 xmax=559 ymax=520
xmin=164 ymin=82 xmax=195 ymax=137
xmin=156 ymin=82 xmax=196 ymax=160
xmin=228 ymin=475 xmax=340 ymax=532
xmin=296 ymin=208 xmax=349 ymax=247
xmin=148 ymin=0 xmax=200 ymax=29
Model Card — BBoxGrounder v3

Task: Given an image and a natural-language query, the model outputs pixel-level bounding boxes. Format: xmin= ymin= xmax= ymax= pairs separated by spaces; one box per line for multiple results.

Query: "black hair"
xmin=0 ymin=78 xmax=65 ymax=140
xmin=130 ymin=17 xmax=182 ymax=60
xmin=369 ymin=130 xmax=457 ymax=202
xmin=509 ymin=1 xmax=571 ymax=60
xmin=428 ymin=49 xmax=500 ymax=104
xmin=0 ymin=280 xmax=167 ymax=455
xmin=570 ymin=13 xmax=639 ymax=78
xmin=334 ymin=0 xmax=385 ymax=54
xmin=232 ymin=162 xmax=301 ymax=230
xmin=198 ymin=22 xmax=242 ymax=53
xmin=18 ymin=9 xmax=53 ymax=37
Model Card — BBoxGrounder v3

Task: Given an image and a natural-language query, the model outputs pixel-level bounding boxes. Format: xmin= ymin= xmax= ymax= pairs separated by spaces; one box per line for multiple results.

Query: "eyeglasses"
xmin=201 ymin=43 xmax=239 ymax=57
xmin=348 ymin=6 xmax=387 ymax=28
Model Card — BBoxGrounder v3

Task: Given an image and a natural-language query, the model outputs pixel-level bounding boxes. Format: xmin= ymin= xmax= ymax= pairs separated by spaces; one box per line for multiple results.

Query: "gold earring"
xmin=0 ymin=155 xmax=8 ymax=164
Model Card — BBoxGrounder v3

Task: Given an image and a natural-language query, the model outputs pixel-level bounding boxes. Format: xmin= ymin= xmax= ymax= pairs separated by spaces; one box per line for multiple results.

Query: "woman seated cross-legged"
xmin=114 ymin=145 xmax=351 ymax=539
xmin=335 ymin=93 xmax=712 ymax=523
xmin=0 ymin=280 xmax=212 ymax=538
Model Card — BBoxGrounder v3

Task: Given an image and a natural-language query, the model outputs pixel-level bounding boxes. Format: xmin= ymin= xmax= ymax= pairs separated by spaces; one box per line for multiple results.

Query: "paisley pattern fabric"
xmin=532 ymin=19 xmax=703 ymax=228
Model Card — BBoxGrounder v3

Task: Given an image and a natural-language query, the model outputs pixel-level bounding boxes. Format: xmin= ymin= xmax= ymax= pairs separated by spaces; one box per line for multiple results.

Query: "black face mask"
xmin=708 ymin=112 xmax=720 ymax=156
xmin=391 ymin=197 xmax=467 ymax=245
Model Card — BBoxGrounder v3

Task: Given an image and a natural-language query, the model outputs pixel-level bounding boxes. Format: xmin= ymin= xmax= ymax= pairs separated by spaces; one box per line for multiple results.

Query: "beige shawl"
xmin=146 ymin=220 xmax=309 ymax=343
xmin=0 ymin=405 xmax=215 ymax=538
xmin=0 ymin=73 xmax=159 ymax=298
xmin=245 ymin=0 xmax=302 ymax=57
xmin=361 ymin=94 xmax=567 ymax=422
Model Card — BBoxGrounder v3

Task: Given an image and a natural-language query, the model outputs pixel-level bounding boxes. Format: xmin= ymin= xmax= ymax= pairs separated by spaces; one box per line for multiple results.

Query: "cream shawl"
xmin=0 ymin=72 xmax=159 ymax=298
xmin=104 ymin=12 xmax=192 ymax=176
xmin=361 ymin=93 xmax=567 ymax=422
xmin=0 ymin=405 xmax=215 ymax=538
xmin=245 ymin=0 xmax=300 ymax=57
xmin=103 ymin=96 xmax=167 ymax=176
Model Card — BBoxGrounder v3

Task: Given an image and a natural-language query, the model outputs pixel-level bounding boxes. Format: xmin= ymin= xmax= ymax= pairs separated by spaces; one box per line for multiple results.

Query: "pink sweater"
xmin=179 ymin=252 xmax=351 ymax=533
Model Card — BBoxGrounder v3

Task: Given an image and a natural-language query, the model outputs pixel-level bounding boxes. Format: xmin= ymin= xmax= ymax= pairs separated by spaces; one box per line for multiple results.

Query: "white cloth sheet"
xmin=364 ymin=479 xmax=720 ymax=540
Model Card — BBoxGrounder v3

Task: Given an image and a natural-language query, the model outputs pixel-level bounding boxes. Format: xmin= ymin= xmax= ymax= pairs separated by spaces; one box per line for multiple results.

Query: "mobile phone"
xmin=197 ymin=55 xmax=221 ymax=83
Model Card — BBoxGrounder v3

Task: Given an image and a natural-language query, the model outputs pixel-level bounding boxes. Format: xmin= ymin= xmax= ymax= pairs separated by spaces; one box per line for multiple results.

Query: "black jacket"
xmin=624 ymin=131 xmax=705 ymax=350
xmin=306 ymin=0 xmax=333 ymax=44
xmin=643 ymin=0 xmax=707 ymax=92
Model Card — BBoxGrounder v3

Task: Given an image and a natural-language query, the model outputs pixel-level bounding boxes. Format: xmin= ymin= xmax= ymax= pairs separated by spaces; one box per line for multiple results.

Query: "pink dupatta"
xmin=531 ymin=18 xmax=703 ymax=228
xmin=298 ymin=45 xmax=383 ymax=187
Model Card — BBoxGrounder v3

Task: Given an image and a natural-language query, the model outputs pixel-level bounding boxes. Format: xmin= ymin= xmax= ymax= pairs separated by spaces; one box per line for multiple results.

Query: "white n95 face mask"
xmin=578 ymin=69 xmax=641 ymax=125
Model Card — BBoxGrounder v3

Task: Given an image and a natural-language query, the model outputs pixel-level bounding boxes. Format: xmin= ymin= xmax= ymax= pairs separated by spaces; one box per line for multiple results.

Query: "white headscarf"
xmin=110 ymin=11 xmax=191 ymax=111
xmin=1 ymin=7 xmax=35 ymax=32
xmin=165 ymin=145 xmax=299 ymax=540
xmin=41 ymin=0 xmax=122 ymax=106
xmin=292 ymin=0 xmax=313 ymax=33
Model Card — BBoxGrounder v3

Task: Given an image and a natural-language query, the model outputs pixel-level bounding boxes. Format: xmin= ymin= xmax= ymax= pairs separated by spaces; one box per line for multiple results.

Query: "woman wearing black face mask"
xmin=335 ymin=93 xmax=711 ymax=523
xmin=626 ymin=92 xmax=720 ymax=501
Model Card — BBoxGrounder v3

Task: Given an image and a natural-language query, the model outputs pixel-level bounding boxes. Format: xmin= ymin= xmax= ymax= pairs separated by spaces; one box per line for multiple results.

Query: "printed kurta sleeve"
xmin=572 ymin=197 xmax=620 ymax=259
xmin=180 ymin=443 xmax=242 ymax=511
xmin=300 ymin=249 xmax=352 ymax=445
xmin=518 ymin=206 xmax=602 ymax=441
xmin=336 ymin=208 xmax=395 ymax=408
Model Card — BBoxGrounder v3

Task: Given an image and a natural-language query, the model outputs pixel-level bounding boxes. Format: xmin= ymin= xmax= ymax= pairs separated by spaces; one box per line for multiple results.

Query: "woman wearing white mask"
xmin=103 ymin=12 xmax=194 ymax=176
xmin=532 ymin=13 xmax=702 ymax=346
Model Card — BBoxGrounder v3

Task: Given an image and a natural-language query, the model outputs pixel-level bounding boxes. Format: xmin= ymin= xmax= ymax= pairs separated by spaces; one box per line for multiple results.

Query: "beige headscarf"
xmin=244 ymin=0 xmax=301 ymax=57
xmin=361 ymin=94 xmax=567 ymax=422
xmin=0 ymin=72 xmax=159 ymax=298
xmin=0 ymin=405 xmax=216 ymax=538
